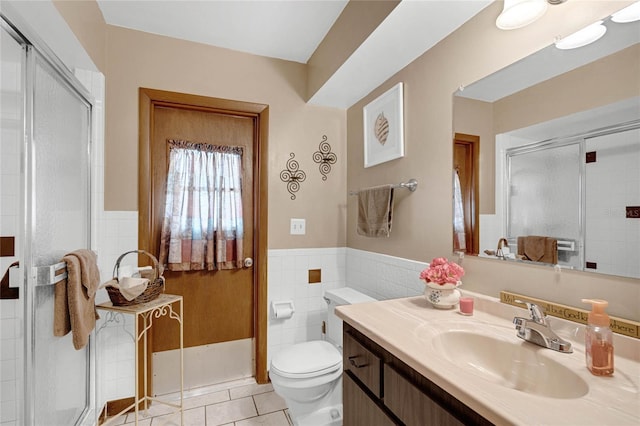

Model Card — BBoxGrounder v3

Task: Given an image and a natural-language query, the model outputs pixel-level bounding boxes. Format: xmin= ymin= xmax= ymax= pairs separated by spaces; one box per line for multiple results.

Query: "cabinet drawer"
xmin=384 ymin=364 xmax=464 ymax=426
xmin=343 ymin=331 xmax=381 ymax=397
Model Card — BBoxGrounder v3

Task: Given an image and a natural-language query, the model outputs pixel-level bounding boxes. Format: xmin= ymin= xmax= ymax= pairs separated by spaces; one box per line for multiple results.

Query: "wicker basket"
xmin=106 ymin=250 xmax=164 ymax=306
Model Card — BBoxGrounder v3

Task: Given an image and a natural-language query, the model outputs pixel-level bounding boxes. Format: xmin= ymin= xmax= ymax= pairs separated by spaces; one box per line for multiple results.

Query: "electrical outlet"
xmin=290 ymin=218 xmax=306 ymax=235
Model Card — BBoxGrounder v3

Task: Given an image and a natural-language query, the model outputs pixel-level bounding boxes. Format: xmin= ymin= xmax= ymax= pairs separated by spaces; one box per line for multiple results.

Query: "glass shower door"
xmin=25 ymin=42 xmax=92 ymax=426
xmin=506 ymin=141 xmax=583 ymax=268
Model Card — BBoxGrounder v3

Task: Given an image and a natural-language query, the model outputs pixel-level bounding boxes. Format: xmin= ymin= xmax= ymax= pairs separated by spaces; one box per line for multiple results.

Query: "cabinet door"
xmin=384 ymin=364 xmax=464 ymax=426
xmin=344 ymin=373 xmax=397 ymax=426
xmin=344 ymin=331 xmax=382 ymax=397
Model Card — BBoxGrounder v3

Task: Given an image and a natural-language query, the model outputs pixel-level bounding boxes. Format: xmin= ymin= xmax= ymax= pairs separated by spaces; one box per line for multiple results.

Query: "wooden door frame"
xmin=453 ymin=133 xmax=480 ymax=255
xmin=138 ymin=87 xmax=269 ymax=385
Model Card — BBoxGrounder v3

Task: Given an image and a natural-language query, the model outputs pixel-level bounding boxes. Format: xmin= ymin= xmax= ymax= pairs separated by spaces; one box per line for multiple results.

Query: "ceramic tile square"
xmin=205 ymin=396 xmax=257 ymax=425
xmin=253 ymin=391 xmax=288 ymax=415
xmin=124 ymin=402 xmax=174 ymax=423
xmin=229 ymin=382 xmax=274 ymax=399
xmin=0 ymin=359 xmax=16 ymax=381
xmin=0 ymin=399 xmax=17 ymax=423
xmin=182 ymin=389 xmax=229 ymax=410
xmin=151 ymin=407 xmax=205 ymax=426
xmin=122 ymin=418 xmax=151 ymax=426
xmin=235 ymin=410 xmax=291 ymax=426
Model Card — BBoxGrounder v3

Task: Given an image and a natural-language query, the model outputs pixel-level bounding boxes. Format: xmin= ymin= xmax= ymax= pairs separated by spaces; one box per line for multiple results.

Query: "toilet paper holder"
xmin=271 ymin=300 xmax=295 ymax=319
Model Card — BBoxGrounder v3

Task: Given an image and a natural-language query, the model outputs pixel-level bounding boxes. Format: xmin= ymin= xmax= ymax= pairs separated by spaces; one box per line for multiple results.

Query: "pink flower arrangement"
xmin=420 ymin=257 xmax=465 ymax=285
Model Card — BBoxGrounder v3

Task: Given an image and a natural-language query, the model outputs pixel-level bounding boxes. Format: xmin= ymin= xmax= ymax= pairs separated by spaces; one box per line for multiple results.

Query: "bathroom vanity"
xmin=336 ymin=292 xmax=640 ymax=425
xmin=343 ymin=322 xmax=490 ymax=425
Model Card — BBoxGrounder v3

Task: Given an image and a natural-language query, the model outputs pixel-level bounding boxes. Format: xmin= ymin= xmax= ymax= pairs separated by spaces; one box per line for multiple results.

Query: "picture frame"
xmin=363 ymin=82 xmax=404 ymax=168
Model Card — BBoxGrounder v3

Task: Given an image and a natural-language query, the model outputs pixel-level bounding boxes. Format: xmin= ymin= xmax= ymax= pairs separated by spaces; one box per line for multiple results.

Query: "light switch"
xmin=290 ymin=218 xmax=306 ymax=235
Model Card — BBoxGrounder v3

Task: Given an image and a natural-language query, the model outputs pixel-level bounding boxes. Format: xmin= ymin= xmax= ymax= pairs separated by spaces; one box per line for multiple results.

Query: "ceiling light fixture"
xmin=611 ymin=1 xmax=640 ymax=23
xmin=555 ymin=21 xmax=607 ymax=50
xmin=496 ymin=0 xmax=549 ymax=30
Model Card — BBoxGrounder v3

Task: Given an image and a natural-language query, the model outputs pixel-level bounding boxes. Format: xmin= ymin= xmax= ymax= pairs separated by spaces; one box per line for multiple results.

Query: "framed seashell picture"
xmin=363 ymin=82 xmax=404 ymax=168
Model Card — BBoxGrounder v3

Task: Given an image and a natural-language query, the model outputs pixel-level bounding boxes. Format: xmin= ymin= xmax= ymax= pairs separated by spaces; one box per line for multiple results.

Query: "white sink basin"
xmin=432 ymin=330 xmax=589 ymax=399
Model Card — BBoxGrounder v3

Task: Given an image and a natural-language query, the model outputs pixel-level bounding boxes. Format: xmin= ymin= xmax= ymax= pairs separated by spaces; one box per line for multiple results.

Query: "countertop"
xmin=336 ymin=291 xmax=640 ymax=425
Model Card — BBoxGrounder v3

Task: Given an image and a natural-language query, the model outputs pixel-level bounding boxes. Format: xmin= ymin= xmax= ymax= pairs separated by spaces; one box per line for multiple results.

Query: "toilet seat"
xmin=271 ymin=341 xmax=342 ymax=379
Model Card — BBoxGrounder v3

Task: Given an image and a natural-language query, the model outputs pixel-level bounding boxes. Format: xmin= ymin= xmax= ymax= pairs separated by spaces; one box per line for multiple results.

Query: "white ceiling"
xmin=95 ymin=0 xmax=492 ymax=108
xmin=96 ymin=0 xmax=349 ymax=64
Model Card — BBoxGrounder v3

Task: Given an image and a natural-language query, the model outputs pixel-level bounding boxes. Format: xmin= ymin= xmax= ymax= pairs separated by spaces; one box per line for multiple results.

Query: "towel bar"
xmin=34 ymin=261 xmax=67 ymax=286
xmin=508 ymin=237 xmax=577 ymax=252
xmin=349 ymin=178 xmax=418 ymax=196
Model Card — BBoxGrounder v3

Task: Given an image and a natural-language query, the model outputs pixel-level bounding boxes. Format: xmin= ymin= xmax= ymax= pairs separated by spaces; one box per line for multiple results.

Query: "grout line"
xmin=251 ymin=393 xmax=259 ymax=417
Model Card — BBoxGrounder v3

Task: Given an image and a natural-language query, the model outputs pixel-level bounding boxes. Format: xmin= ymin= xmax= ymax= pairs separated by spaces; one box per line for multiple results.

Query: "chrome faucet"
xmin=513 ymin=301 xmax=573 ymax=353
xmin=496 ymin=238 xmax=509 ymax=259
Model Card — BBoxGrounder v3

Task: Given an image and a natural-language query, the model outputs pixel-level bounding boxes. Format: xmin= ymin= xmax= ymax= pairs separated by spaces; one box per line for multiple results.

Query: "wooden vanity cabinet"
xmin=343 ymin=323 xmax=493 ymax=426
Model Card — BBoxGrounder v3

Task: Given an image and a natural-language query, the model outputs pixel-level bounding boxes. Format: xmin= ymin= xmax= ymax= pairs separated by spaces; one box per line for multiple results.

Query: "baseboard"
xmin=97 ymin=397 xmax=136 ymax=424
xmin=153 ymin=339 xmax=253 ymax=395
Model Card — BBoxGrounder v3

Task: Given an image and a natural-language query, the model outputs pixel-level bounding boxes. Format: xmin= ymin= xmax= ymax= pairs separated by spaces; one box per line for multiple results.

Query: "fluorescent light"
xmin=611 ymin=1 xmax=640 ymax=23
xmin=496 ymin=0 xmax=548 ymax=30
xmin=555 ymin=21 xmax=607 ymax=50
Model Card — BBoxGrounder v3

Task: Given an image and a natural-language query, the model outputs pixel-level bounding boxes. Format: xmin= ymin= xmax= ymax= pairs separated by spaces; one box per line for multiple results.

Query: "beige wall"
xmin=103 ymin=26 xmax=347 ymax=249
xmin=494 ymin=44 xmax=640 ymax=134
xmin=453 ymin=97 xmax=494 ymax=215
xmin=53 ymin=0 xmax=107 ymax=72
xmin=347 ymin=1 xmax=639 ymax=316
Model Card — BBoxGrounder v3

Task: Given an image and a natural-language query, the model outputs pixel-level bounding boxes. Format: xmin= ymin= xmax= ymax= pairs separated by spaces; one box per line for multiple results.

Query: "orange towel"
xmin=54 ymin=249 xmax=100 ymax=350
xmin=517 ymin=236 xmax=558 ymax=264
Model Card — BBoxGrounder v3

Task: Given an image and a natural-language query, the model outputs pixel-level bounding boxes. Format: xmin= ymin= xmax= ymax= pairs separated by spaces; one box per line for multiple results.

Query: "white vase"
xmin=423 ymin=281 xmax=461 ymax=309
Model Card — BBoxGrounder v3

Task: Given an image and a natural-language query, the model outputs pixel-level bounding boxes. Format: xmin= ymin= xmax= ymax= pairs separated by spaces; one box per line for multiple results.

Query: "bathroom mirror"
xmin=453 ymin=17 xmax=640 ymax=280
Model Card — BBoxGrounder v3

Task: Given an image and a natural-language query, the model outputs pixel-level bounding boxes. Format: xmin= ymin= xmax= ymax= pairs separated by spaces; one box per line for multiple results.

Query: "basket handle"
xmin=112 ymin=250 xmax=162 ymax=282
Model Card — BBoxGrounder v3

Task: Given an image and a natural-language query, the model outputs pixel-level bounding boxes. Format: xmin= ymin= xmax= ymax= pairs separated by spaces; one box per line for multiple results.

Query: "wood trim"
xmin=138 ymin=88 xmax=270 ymax=395
xmin=453 ymin=133 xmax=480 ymax=255
xmin=97 ymin=397 xmax=136 ymax=424
xmin=255 ymin=105 xmax=269 ymax=384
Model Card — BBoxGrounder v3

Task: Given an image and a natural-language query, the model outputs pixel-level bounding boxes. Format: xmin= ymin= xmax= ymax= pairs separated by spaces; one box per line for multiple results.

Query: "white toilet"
xmin=269 ymin=287 xmax=376 ymax=426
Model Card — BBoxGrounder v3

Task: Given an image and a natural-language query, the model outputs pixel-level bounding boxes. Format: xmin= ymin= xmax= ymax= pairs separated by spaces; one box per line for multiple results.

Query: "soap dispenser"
xmin=581 ymin=299 xmax=614 ymax=376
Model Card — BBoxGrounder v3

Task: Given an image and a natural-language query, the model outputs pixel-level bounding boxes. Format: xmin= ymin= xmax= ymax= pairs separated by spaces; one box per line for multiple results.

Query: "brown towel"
xmin=54 ymin=249 xmax=100 ymax=350
xmin=357 ymin=185 xmax=394 ymax=237
xmin=517 ymin=236 xmax=558 ymax=264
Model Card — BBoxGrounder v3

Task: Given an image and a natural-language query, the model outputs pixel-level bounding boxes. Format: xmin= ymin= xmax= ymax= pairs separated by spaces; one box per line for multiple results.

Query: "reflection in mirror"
xmin=453 ymin=16 xmax=640 ymax=279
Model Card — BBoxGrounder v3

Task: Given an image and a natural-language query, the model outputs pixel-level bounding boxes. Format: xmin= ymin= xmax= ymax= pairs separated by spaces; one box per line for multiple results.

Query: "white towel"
xmin=102 ymin=277 xmax=149 ymax=301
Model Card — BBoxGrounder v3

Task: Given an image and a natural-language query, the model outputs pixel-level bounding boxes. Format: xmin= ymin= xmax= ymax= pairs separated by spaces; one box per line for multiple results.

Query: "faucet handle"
xmin=516 ymin=300 xmax=547 ymax=325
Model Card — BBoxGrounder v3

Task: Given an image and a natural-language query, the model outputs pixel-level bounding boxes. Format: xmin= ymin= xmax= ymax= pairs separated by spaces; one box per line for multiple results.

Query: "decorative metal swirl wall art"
xmin=312 ymin=135 xmax=337 ymax=181
xmin=280 ymin=153 xmax=306 ymax=200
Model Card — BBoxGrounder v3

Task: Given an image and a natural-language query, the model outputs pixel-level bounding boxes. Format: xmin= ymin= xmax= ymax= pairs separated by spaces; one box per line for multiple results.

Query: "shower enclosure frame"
xmin=504 ymin=119 xmax=640 ymax=272
xmin=1 ymin=8 xmax=95 ymax=425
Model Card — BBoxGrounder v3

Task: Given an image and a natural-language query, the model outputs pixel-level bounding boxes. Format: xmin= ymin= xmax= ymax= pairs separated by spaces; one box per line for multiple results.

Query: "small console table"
xmin=97 ymin=294 xmax=184 ymax=425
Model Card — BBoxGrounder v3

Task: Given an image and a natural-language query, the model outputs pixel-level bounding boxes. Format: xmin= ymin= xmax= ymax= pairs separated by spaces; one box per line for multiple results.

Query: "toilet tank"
xmin=324 ymin=288 xmax=376 ymax=348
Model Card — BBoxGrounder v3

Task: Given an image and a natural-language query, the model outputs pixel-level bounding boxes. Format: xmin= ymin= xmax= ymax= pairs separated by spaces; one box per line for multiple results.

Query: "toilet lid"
xmin=271 ymin=341 xmax=342 ymax=378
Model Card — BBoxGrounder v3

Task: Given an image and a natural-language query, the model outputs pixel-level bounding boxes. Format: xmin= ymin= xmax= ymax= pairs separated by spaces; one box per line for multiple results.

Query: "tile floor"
xmin=104 ymin=378 xmax=292 ymax=426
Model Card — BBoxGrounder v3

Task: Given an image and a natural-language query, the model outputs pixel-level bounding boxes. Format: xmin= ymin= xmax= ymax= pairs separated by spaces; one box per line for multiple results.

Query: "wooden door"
xmin=453 ymin=133 xmax=479 ymax=255
xmin=139 ymin=88 xmax=269 ymax=385
xmin=151 ymin=105 xmax=254 ymax=347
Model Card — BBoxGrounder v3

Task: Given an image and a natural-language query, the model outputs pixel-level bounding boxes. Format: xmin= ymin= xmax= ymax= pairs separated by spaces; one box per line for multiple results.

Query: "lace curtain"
xmin=453 ymin=169 xmax=467 ymax=251
xmin=159 ymin=140 xmax=244 ymax=271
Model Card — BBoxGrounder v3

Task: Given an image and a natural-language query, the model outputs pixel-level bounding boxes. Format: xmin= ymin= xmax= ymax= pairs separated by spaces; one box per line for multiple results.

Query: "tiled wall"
xmin=346 ymin=248 xmax=427 ymax=301
xmin=92 ymin=212 xmax=139 ymax=405
xmin=266 ymin=248 xmax=346 ymax=366
xmin=266 ymin=247 xmax=428 ymax=367
xmin=0 ymin=29 xmax=23 ymax=425
xmin=0 ymin=299 xmax=19 ymax=425
xmin=585 ymin=128 xmax=640 ymax=278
